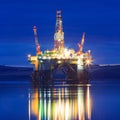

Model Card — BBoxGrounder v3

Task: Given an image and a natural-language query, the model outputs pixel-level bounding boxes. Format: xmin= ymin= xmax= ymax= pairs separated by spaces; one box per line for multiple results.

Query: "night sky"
xmin=0 ymin=0 xmax=120 ymax=66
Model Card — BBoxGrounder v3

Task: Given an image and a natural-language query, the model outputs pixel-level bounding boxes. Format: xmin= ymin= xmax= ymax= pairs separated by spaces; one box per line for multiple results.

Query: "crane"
xmin=77 ymin=33 xmax=85 ymax=54
xmin=33 ymin=26 xmax=41 ymax=55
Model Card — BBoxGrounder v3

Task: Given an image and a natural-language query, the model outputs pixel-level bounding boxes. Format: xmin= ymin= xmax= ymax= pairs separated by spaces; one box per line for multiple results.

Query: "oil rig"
xmin=28 ymin=10 xmax=92 ymax=80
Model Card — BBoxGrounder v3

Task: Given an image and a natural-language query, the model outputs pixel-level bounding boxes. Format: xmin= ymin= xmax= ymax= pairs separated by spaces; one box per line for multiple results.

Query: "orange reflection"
xmin=31 ymin=88 xmax=39 ymax=120
xmin=29 ymin=84 xmax=92 ymax=120
xmin=86 ymin=86 xmax=92 ymax=120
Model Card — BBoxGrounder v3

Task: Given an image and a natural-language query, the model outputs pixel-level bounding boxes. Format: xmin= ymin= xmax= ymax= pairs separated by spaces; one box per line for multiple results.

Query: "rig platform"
xmin=28 ymin=10 xmax=92 ymax=81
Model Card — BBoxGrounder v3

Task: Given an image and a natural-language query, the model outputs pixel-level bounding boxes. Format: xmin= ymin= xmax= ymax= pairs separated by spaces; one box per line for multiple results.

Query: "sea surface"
xmin=0 ymin=77 xmax=120 ymax=120
xmin=0 ymin=65 xmax=120 ymax=120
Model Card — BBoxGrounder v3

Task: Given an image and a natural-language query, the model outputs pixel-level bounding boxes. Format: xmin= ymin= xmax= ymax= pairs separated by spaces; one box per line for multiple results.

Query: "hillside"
xmin=0 ymin=65 xmax=120 ymax=80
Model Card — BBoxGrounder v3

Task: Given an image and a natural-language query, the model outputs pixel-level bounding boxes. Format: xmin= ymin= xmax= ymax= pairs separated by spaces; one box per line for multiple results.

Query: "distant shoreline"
xmin=0 ymin=65 xmax=33 ymax=81
xmin=0 ymin=64 xmax=120 ymax=80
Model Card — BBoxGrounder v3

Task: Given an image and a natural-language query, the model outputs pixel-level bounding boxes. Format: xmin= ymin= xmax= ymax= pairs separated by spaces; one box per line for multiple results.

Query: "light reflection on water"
xmin=1 ymin=79 xmax=120 ymax=119
xmin=29 ymin=81 xmax=92 ymax=120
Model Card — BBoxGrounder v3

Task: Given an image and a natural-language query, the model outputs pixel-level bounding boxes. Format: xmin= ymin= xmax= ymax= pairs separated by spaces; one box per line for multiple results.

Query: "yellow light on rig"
xmin=57 ymin=60 xmax=62 ymax=64
xmin=85 ymin=59 xmax=91 ymax=65
xmin=64 ymin=48 xmax=70 ymax=58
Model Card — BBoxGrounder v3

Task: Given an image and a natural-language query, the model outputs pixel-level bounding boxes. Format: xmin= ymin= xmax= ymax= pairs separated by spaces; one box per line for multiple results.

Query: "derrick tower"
xmin=54 ymin=10 xmax=64 ymax=51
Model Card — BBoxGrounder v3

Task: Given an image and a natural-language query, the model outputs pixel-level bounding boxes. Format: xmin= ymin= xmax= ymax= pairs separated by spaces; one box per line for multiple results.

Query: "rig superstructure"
xmin=28 ymin=10 xmax=92 ymax=80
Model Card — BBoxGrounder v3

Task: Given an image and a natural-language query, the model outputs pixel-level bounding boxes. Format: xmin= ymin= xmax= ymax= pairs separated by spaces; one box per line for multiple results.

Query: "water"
xmin=0 ymin=79 xmax=120 ymax=120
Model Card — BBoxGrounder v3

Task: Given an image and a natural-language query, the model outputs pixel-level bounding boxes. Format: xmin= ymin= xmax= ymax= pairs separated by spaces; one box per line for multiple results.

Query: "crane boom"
xmin=80 ymin=32 xmax=85 ymax=52
xmin=33 ymin=26 xmax=41 ymax=55
xmin=78 ymin=33 xmax=85 ymax=54
xmin=81 ymin=33 xmax=85 ymax=46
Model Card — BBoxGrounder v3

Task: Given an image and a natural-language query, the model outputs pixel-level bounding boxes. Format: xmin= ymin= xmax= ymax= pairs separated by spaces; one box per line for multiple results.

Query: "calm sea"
xmin=0 ymin=78 xmax=120 ymax=120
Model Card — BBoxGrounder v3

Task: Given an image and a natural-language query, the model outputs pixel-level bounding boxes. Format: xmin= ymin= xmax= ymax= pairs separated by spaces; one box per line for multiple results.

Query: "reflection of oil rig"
xmin=28 ymin=82 xmax=92 ymax=120
xmin=28 ymin=10 xmax=92 ymax=80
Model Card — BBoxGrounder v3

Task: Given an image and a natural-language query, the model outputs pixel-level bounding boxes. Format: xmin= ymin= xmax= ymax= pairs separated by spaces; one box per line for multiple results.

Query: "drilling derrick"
xmin=54 ymin=10 xmax=64 ymax=51
xmin=33 ymin=26 xmax=41 ymax=55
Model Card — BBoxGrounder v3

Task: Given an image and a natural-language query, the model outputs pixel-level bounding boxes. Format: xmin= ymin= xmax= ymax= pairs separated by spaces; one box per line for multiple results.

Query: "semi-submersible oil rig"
xmin=28 ymin=10 xmax=92 ymax=81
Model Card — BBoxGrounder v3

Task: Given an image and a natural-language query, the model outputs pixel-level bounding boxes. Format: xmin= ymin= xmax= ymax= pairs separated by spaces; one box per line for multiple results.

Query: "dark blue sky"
xmin=0 ymin=0 xmax=120 ymax=66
